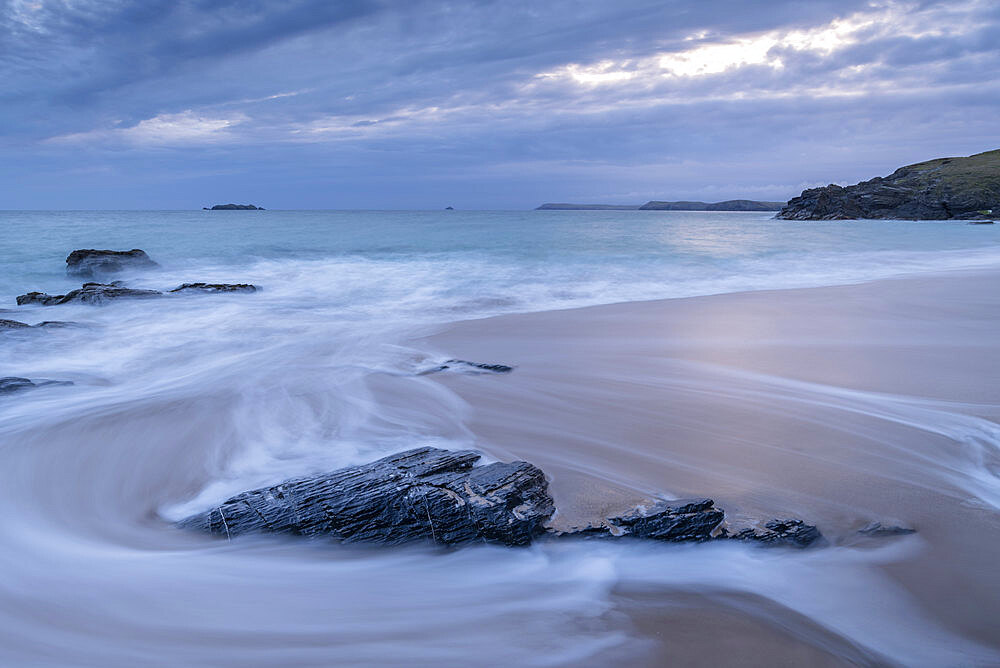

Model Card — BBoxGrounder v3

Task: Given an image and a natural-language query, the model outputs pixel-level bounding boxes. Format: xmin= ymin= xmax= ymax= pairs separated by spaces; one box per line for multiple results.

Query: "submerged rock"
xmin=420 ymin=359 xmax=514 ymax=375
xmin=17 ymin=280 xmax=258 ymax=306
xmin=0 ymin=377 xmax=74 ymax=395
xmin=66 ymin=249 xmax=159 ymax=278
xmin=1 ymin=318 xmax=78 ymax=330
xmin=178 ymin=447 xmax=555 ymax=547
xmin=726 ymin=518 xmax=823 ymax=548
xmin=169 ymin=282 xmax=257 ymax=294
xmin=17 ymin=282 xmax=163 ymax=306
xmin=857 ymin=522 xmax=916 ymax=538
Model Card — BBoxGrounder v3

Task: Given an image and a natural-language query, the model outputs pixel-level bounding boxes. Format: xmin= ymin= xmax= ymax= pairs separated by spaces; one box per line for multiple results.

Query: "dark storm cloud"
xmin=0 ymin=0 xmax=997 ymax=208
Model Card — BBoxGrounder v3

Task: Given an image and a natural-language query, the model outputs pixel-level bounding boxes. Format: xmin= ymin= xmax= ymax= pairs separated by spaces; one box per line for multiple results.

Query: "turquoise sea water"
xmin=1 ymin=210 xmax=999 ymax=667
xmin=2 ymin=209 xmax=999 ymax=316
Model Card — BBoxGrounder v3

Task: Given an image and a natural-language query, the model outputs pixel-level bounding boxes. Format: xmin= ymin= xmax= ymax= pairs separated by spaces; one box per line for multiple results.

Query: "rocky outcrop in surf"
xmin=0 ymin=377 xmax=73 ymax=395
xmin=205 ymin=204 xmax=264 ymax=210
xmin=419 ymin=359 xmax=514 ymax=375
xmin=179 ymin=447 xmax=828 ymax=550
xmin=17 ymin=282 xmax=163 ymax=306
xmin=178 ymin=447 xmax=555 ymax=547
xmin=16 ymin=281 xmax=258 ymax=306
xmin=66 ymin=249 xmax=159 ymax=278
xmin=1 ymin=318 xmax=78 ymax=330
xmin=778 ymin=149 xmax=1000 ymax=220
xmin=169 ymin=283 xmax=257 ymax=294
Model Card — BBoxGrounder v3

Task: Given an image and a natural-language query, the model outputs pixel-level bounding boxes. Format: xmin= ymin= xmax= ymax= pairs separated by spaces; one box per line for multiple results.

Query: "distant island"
xmin=778 ymin=149 xmax=1000 ymax=220
xmin=537 ymin=200 xmax=784 ymax=211
xmin=536 ymin=203 xmax=641 ymax=210
xmin=203 ymin=204 xmax=265 ymax=210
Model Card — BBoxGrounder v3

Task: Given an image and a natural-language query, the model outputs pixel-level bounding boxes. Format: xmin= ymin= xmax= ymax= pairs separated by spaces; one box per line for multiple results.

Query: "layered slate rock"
xmin=17 ymin=282 xmax=163 ymax=306
xmin=856 ymin=522 xmax=916 ymax=538
xmin=420 ymin=359 xmax=514 ymax=375
xmin=169 ymin=283 xmax=257 ymax=294
xmin=778 ymin=149 xmax=1000 ymax=220
xmin=726 ymin=519 xmax=823 ymax=548
xmin=562 ymin=499 xmax=822 ymax=548
xmin=606 ymin=498 xmax=725 ymax=541
xmin=178 ymin=447 xmax=555 ymax=547
xmin=66 ymin=249 xmax=159 ymax=278
xmin=0 ymin=377 xmax=73 ymax=395
xmin=0 ymin=319 xmax=31 ymax=330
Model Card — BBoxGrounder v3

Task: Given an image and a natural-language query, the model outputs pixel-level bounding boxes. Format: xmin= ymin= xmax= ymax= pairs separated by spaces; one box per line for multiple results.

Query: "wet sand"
xmin=420 ymin=268 xmax=1000 ymax=665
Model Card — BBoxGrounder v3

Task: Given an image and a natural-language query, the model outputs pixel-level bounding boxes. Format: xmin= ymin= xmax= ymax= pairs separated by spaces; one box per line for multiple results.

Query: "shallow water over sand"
xmin=1 ymin=210 xmax=999 ymax=665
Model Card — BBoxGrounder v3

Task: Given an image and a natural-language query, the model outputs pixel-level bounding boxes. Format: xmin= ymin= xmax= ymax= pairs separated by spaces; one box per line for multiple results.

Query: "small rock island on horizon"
xmin=203 ymin=204 xmax=264 ymax=210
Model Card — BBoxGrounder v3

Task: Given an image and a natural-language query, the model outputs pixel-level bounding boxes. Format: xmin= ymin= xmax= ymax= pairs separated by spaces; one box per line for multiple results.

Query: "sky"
xmin=1 ymin=0 xmax=998 ymax=209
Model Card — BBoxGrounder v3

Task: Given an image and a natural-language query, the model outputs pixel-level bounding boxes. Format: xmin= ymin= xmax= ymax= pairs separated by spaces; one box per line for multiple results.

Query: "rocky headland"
xmin=778 ymin=149 xmax=1000 ymax=220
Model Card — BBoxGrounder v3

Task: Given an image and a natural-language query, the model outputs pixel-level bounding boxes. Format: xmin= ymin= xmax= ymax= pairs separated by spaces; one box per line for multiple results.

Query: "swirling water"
xmin=1 ymin=209 xmax=999 ymax=666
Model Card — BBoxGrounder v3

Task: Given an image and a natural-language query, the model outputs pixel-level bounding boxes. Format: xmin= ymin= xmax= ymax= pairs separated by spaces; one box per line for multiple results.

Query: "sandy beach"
xmin=418 ymin=267 xmax=1000 ymax=665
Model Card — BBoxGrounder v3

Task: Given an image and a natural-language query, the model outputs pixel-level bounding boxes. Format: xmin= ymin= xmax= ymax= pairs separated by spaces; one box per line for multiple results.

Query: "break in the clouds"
xmin=1 ymin=0 xmax=998 ymax=209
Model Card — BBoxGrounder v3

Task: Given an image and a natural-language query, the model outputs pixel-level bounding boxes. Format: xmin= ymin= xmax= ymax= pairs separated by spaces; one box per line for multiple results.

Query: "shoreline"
xmin=413 ymin=265 xmax=1000 ymax=662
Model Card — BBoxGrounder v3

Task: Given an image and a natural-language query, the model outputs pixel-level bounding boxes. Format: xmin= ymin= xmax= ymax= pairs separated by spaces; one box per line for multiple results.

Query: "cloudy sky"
xmin=2 ymin=0 xmax=998 ymax=209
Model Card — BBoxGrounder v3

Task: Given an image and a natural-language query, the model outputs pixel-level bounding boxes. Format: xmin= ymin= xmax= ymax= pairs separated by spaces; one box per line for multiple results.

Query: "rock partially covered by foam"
xmin=169 ymin=283 xmax=257 ymax=294
xmin=178 ymin=447 xmax=555 ymax=547
xmin=0 ymin=377 xmax=74 ymax=395
xmin=17 ymin=282 xmax=163 ymax=306
xmin=66 ymin=249 xmax=159 ymax=278
xmin=561 ymin=499 xmax=822 ymax=549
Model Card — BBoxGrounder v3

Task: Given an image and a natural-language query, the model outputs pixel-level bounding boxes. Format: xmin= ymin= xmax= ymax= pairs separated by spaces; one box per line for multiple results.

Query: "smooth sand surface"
xmin=415 ymin=268 xmax=1000 ymax=665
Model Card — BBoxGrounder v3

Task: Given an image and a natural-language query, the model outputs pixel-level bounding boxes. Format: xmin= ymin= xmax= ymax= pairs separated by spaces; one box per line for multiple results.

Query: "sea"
xmin=1 ymin=209 xmax=998 ymax=666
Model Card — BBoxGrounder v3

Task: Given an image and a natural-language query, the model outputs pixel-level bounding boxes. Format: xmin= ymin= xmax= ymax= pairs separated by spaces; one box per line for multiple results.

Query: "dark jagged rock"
xmin=178 ymin=447 xmax=555 ymax=547
xmin=169 ymin=282 xmax=258 ymax=294
xmin=727 ymin=518 xmax=823 ymax=548
xmin=17 ymin=282 xmax=163 ymax=306
xmin=209 ymin=204 xmax=262 ymax=210
xmin=606 ymin=498 xmax=725 ymax=541
xmin=66 ymin=249 xmax=159 ymax=278
xmin=0 ymin=377 xmax=34 ymax=394
xmin=0 ymin=377 xmax=74 ymax=395
xmin=857 ymin=522 xmax=916 ymax=538
xmin=421 ymin=359 xmax=514 ymax=375
xmin=778 ymin=149 xmax=1000 ymax=220
xmin=1 ymin=318 xmax=78 ymax=330
xmin=35 ymin=321 xmax=80 ymax=328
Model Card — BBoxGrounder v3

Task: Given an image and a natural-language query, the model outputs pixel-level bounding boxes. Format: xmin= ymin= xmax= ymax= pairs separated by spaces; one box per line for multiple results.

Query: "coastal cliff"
xmin=778 ymin=149 xmax=1000 ymax=220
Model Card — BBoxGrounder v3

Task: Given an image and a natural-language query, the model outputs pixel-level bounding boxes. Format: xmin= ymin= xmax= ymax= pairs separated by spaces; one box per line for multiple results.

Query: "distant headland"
xmin=537 ymin=200 xmax=784 ymax=211
xmin=203 ymin=204 xmax=265 ymax=210
xmin=778 ymin=149 xmax=1000 ymax=220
